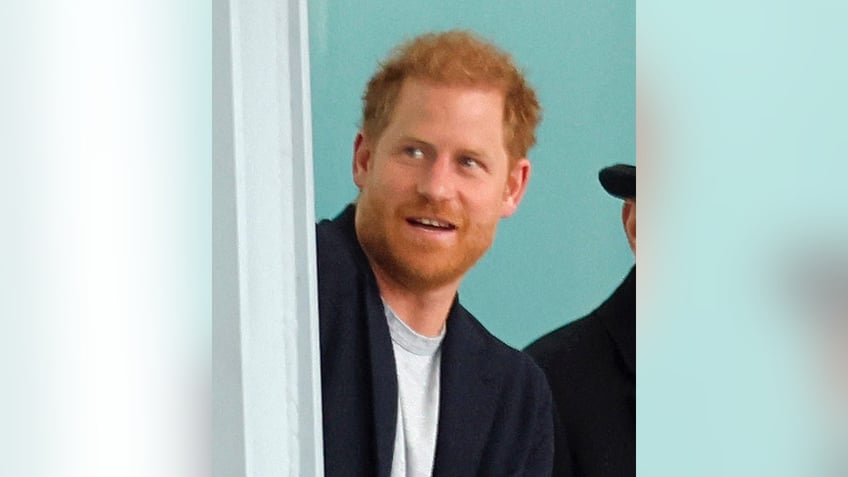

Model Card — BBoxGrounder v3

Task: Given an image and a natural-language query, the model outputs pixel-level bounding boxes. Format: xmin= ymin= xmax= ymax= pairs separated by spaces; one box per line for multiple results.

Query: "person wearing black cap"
xmin=524 ymin=164 xmax=636 ymax=477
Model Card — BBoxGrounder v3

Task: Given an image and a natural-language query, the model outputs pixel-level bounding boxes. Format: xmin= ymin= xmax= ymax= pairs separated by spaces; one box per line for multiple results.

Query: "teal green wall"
xmin=636 ymin=2 xmax=846 ymax=474
xmin=308 ymin=1 xmax=635 ymax=348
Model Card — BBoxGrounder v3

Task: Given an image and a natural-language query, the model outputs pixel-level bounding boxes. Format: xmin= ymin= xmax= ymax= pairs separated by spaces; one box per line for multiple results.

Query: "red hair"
xmin=361 ymin=30 xmax=542 ymax=161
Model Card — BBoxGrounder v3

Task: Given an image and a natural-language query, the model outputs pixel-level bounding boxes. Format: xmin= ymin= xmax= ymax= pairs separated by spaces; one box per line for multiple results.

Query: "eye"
xmin=459 ymin=156 xmax=480 ymax=169
xmin=403 ymin=146 xmax=425 ymax=160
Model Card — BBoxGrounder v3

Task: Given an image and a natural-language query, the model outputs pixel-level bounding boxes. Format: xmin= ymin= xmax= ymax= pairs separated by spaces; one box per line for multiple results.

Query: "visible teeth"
xmin=418 ymin=218 xmax=450 ymax=228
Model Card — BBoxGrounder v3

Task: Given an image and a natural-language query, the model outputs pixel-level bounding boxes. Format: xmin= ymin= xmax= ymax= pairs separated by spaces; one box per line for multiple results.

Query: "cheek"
xmin=464 ymin=188 xmax=507 ymax=222
xmin=380 ymin=167 xmax=419 ymax=195
xmin=363 ymin=165 xmax=396 ymax=192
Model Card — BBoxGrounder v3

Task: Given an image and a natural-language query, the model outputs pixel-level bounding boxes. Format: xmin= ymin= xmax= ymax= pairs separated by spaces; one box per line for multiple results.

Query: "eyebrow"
xmin=458 ymin=147 xmax=489 ymax=161
xmin=398 ymin=136 xmax=432 ymax=148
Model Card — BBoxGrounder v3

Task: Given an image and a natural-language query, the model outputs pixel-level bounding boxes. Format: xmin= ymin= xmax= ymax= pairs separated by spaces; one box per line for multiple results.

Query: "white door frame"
xmin=213 ymin=0 xmax=323 ymax=474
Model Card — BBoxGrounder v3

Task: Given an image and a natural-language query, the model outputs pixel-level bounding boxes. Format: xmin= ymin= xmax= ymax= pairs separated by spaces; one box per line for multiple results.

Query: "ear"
xmin=352 ymin=132 xmax=372 ymax=189
xmin=500 ymin=158 xmax=531 ymax=218
xmin=622 ymin=199 xmax=636 ymax=254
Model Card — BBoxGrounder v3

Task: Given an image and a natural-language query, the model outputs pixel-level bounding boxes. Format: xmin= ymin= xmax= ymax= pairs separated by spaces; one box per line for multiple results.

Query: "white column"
xmin=213 ymin=0 xmax=323 ymax=474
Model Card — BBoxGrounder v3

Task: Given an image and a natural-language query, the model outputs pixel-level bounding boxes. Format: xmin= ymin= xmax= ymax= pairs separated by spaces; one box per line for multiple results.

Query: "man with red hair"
xmin=316 ymin=31 xmax=556 ymax=475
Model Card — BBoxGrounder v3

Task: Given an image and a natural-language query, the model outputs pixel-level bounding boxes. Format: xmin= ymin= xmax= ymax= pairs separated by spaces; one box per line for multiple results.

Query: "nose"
xmin=417 ymin=154 xmax=456 ymax=202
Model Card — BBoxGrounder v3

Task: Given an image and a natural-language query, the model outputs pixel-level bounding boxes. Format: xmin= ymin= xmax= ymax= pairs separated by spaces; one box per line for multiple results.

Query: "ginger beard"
xmin=355 ymin=192 xmax=499 ymax=293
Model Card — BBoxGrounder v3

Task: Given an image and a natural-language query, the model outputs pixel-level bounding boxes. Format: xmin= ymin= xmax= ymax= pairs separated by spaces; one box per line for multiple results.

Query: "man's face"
xmin=353 ymin=78 xmax=530 ymax=292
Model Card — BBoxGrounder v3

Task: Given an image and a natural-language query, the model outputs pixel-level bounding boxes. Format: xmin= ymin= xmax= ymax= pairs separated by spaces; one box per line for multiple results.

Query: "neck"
xmin=371 ymin=267 xmax=459 ymax=338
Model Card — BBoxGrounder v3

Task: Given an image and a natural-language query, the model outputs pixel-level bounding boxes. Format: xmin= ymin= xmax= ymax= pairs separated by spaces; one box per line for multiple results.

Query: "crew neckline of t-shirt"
xmin=383 ymin=300 xmax=445 ymax=356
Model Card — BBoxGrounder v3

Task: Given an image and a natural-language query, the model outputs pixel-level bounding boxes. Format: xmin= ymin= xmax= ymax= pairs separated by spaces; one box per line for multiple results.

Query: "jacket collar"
xmin=334 ymin=204 xmax=398 ymax=477
xmin=598 ymin=266 xmax=636 ymax=376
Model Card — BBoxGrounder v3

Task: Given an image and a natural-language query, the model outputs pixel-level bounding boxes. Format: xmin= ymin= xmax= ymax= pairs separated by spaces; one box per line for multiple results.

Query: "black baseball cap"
xmin=599 ymin=164 xmax=636 ymax=199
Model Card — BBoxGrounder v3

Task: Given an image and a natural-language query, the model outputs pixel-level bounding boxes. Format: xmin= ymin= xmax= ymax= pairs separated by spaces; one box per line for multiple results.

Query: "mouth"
xmin=406 ymin=217 xmax=457 ymax=231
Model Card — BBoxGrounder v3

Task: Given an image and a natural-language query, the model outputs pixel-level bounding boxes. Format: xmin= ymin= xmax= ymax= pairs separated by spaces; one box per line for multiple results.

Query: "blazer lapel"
xmin=338 ymin=205 xmax=399 ymax=477
xmin=364 ymin=276 xmax=398 ymax=477
xmin=432 ymin=303 xmax=498 ymax=475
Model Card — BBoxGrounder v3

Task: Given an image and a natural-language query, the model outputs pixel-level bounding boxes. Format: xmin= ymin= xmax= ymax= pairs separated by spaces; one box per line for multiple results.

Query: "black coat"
xmin=524 ymin=267 xmax=635 ymax=477
xmin=317 ymin=205 xmax=555 ymax=476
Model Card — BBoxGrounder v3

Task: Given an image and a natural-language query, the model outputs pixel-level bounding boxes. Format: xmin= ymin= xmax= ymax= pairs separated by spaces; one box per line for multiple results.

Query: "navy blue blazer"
xmin=525 ymin=267 xmax=635 ymax=477
xmin=317 ymin=205 xmax=555 ymax=476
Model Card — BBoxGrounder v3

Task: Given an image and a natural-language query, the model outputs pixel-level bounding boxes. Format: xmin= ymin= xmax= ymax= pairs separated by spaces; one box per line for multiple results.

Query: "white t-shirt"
xmin=384 ymin=302 xmax=445 ymax=477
